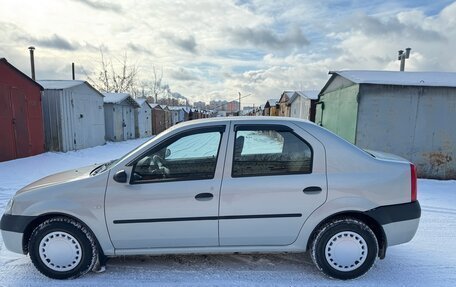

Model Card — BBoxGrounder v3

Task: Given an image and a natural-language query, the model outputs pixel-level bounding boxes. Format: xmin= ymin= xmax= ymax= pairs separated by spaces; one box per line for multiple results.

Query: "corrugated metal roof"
xmin=296 ymin=90 xmax=319 ymax=100
xmin=38 ymin=80 xmax=86 ymax=89
xmin=149 ymin=103 xmax=162 ymax=109
xmin=331 ymin=70 xmax=456 ymax=87
xmin=287 ymin=91 xmax=319 ymax=104
xmin=134 ymin=98 xmax=152 ymax=108
xmin=102 ymin=92 xmax=140 ymax=108
xmin=102 ymin=92 xmax=129 ymax=103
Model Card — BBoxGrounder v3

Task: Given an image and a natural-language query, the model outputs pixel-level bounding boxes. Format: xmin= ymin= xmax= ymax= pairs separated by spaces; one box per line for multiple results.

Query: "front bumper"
xmin=1 ymin=214 xmax=37 ymax=254
xmin=1 ymin=229 xmax=24 ymax=254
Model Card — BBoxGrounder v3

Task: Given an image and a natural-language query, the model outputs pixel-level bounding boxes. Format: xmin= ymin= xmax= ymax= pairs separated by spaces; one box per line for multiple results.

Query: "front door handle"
xmin=303 ymin=186 xmax=322 ymax=194
xmin=195 ymin=193 xmax=214 ymax=201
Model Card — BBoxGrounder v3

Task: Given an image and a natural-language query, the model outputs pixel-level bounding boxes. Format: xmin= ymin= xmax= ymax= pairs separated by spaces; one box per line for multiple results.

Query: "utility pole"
xmin=398 ymin=48 xmax=411 ymax=71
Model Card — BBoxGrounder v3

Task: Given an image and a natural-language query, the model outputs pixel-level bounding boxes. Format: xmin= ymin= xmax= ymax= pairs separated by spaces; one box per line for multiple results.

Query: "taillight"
xmin=410 ymin=164 xmax=417 ymax=202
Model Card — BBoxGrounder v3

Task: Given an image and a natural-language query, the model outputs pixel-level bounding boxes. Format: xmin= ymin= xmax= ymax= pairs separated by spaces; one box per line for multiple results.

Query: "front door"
xmin=219 ymin=122 xmax=327 ymax=246
xmin=105 ymin=125 xmax=228 ymax=249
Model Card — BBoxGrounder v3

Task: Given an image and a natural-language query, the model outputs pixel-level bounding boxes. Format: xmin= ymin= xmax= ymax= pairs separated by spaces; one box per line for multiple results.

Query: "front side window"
xmin=132 ymin=129 xmax=222 ymax=183
xmin=232 ymin=128 xmax=312 ymax=177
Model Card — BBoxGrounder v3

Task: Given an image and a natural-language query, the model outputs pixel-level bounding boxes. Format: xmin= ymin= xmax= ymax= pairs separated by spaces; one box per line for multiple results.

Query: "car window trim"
xmin=126 ymin=125 xmax=226 ymax=167
xmin=128 ymin=125 xmax=226 ymax=184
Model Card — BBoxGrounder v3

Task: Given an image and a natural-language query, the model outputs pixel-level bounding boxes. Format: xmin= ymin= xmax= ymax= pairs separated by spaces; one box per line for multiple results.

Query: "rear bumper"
xmin=365 ymin=201 xmax=421 ymax=246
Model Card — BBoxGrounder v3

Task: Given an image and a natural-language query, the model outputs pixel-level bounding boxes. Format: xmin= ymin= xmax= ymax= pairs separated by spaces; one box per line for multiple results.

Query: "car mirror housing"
xmin=113 ymin=170 xmax=128 ymax=183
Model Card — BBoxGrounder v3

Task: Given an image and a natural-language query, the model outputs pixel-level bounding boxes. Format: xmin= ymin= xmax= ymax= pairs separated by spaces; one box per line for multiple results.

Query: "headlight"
xmin=4 ymin=198 xmax=13 ymax=214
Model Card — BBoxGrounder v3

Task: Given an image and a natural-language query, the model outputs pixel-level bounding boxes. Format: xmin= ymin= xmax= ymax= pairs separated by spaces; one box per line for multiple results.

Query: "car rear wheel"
xmin=28 ymin=217 xmax=98 ymax=279
xmin=311 ymin=218 xmax=378 ymax=280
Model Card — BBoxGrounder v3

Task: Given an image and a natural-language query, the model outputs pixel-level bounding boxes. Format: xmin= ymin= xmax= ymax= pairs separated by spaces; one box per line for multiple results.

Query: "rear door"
xmin=219 ymin=121 xmax=327 ymax=246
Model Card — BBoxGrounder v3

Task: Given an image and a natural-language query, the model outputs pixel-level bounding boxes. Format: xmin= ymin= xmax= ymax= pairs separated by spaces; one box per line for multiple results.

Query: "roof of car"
xmin=175 ymin=116 xmax=311 ymax=128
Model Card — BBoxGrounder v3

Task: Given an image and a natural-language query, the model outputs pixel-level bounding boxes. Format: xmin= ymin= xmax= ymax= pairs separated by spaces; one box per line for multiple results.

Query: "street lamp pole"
xmin=398 ymin=48 xmax=411 ymax=71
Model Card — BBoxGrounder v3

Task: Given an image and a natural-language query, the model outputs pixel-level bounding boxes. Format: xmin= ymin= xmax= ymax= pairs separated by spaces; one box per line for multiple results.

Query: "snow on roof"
xmin=102 ymin=92 xmax=140 ymax=107
xmin=38 ymin=80 xmax=85 ymax=89
xmin=135 ymin=98 xmax=148 ymax=106
xmin=331 ymin=70 xmax=456 ymax=87
xmin=102 ymin=92 xmax=129 ymax=103
xmin=266 ymin=98 xmax=279 ymax=104
xmin=167 ymin=106 xmax=184 ymax=111
xmin=296 ymin=90 xmax=319 ymax=100
xmin=287 ymin=91 xmax=319 ymax=104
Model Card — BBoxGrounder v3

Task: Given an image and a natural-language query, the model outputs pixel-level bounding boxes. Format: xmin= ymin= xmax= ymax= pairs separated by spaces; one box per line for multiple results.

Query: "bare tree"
xmin=151 ymin=66 xmax=165 ymax=103
xmin=87 ymin=49 xmax=138 ymax=94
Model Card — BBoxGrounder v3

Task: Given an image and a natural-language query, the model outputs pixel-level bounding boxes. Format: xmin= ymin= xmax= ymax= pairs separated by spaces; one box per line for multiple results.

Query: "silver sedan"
xmin=1 ymin=117 xmax=420 ymax=280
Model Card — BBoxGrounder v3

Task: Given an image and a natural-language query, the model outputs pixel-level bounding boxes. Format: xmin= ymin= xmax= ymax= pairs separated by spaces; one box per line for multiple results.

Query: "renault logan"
xmin=1 ymin=117 xmax=421 ymax=280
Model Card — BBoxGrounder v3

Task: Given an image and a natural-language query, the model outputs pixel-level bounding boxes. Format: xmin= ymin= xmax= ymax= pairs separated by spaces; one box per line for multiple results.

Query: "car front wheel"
xmin=28 ymin=217 xmax=98 ymax=279
xmin=311 ymin=218 xmax=378 ymax=280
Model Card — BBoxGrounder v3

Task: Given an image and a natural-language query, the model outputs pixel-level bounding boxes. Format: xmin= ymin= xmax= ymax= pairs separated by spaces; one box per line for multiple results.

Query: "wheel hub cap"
xmin=39 ymin=231 xmax=82 ymax=272
xmin=325 ymin=231 xmax=368 ymax=272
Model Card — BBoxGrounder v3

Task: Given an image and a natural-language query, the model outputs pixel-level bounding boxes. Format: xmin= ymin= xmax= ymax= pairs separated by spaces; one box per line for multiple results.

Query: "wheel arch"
xmin=22 ymin=212 xmax=105 ymax=257
xmin=306 ymin=211 xmax=387 ymax=259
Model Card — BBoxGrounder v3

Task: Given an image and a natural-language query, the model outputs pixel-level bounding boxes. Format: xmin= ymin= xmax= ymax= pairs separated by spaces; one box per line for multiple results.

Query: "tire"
xmin=28 ymin=217 xmax=98 ymax=279
xmin=311 ymin=218 xmax=378 ymax=280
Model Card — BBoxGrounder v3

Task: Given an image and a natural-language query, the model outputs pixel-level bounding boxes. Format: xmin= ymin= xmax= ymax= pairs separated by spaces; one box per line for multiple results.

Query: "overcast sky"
xmin=1 ymin=0 xmax=455 ymax=106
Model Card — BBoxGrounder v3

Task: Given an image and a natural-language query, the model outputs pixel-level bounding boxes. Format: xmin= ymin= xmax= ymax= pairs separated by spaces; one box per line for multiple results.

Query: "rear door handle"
xmin=303 ymin=186 xmax=322 ymax=194
xmin=195 ymin=193 xmax=214 ymax=201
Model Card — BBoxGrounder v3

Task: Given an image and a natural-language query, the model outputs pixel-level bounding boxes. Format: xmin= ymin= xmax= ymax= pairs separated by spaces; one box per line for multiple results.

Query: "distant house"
xmin=167 ymin=106 xmax=182 ymax=125
xmin=318 ymin=70 xmax=456 ymax=179
xmin=182 ymin=106 xmax=191 ymax=121
xmin=263 ymin=99 xmax=279 ymax=116
xmin=38 ymin=80 xmax=105 ymax=151
xmin=134 ymin=98 xmax=152 ymax=138
xmin=162 ymin=105 xmax=172 ymax=129
xmin=103 ymin=93 xmax=139 ymax=141
xmin=0 ymin=58 xmax=45 ymax=161
xmin=288 ymin=91 xmax=319 ymax=121
xmin=150 ymin=104 xmax=166 ymax=135
xmin=278 ymin=91 xmax=294 ymax=117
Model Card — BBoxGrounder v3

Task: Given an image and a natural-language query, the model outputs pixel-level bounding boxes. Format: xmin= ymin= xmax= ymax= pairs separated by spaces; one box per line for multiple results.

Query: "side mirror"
xmin=113 ymin=170 xmax=128 ymax=183
xmin=165 ymin=148 xmax=171 ymax=158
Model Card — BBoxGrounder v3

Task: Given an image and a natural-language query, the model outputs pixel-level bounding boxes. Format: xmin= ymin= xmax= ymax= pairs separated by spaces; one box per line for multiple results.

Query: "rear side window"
xmin=232 ymin=128 xmax=312 ymax=177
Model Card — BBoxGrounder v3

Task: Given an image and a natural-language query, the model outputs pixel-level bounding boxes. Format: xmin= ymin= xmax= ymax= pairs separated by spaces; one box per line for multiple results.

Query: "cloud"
xmin=349 ymin=12 xmax=446 ymax=42
xmin=127 ymin=43 xmax=153 ymax=55
xmin=165 ymin=34 xmax=198 ymax=54
xmin=170 ymin=67 xmax=200 ymax=81
xmin=16 ymin=34 xmax=78 ymax=51
xmin=228 ymin=25 xmax=309 ymax=51
xmin=69 ymin=0 xmax=122 ymax=13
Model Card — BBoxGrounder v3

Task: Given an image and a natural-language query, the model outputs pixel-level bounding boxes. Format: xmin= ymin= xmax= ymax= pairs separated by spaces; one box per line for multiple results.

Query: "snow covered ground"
xmin=0 ymin=138 xmax=455 ymax=286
